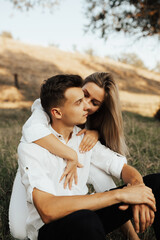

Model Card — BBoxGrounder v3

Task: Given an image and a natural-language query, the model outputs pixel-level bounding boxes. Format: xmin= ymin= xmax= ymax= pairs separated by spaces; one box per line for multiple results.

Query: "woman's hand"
xmin=76 ymin=129 xmax=99 ymax=153
xmin=59 ymin=159 xmax=83 ymax=190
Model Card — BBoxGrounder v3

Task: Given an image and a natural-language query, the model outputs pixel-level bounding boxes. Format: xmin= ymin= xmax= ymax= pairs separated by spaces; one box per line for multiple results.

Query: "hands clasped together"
xmin=59 ymin=129 xmax=156 ymax=234
xmin=119 ymin=183 xmax=156 ymax=233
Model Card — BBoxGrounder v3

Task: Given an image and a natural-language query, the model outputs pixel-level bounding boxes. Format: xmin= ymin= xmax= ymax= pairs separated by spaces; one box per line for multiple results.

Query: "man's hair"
xmin=40 ymin=74 xmax=83 ymax=121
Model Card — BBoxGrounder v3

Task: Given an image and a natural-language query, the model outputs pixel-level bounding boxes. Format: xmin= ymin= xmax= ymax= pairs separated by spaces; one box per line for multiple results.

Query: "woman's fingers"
xmin=74 ymin=170 xmax=78 ymax=185
xmin=77 ymin=162 xmax=83 ymax=168
xmin=69 ymin=174 xmax=74 ymax=190
xmin=60 ymin=161 xmax=81 ymax=188
xmin=59 ymin=168 xmax=69 ymax=182
xmin=76 ymin=129 xmax=86 ymax=136
xmin=64 ymin=172 xmax=72 ymax=189
xmin=83 ymin=140 xmax=97 ymax=152
xmin=80 ymin=138 xmax=96 ymax=152
xmin=79 ymin=130 xmax=99 ymax=152
xmin=79 ymin=137 xmax=90 ymax=152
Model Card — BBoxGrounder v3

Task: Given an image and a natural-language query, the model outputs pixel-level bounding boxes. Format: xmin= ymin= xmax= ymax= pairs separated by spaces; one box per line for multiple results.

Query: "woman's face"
xmin=82 ymin=82 xmax=105 ymax=115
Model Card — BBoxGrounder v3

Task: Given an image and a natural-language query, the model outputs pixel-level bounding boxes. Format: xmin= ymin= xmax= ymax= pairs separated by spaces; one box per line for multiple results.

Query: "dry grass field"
xmin=0 ymin=37 xmax=160 ymax=240
xmin=0 ymin=36 xmax=160 ymax=116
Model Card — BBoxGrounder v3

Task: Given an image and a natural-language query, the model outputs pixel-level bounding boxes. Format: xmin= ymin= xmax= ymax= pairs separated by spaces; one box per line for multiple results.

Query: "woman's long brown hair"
xmin=83 ymin=72 xmax=129 ymax=156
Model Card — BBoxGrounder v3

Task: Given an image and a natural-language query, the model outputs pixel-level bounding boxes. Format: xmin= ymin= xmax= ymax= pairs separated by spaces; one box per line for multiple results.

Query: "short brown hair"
xmin=40 ymin=74 xmax=83 ymax=121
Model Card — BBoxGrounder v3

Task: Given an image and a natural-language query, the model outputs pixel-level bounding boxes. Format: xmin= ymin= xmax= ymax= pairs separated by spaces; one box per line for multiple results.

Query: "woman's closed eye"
xmin=92 ymin=100 xmax=100 ymax=106
xmin=84 ymin=92 xmax=89 ymax=98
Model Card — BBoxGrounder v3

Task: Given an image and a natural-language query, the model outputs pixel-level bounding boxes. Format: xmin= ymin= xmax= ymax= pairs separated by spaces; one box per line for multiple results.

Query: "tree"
xmin=9 ymin=0 xmax=160 ymax=38
xmin=8 ymin=0 xmax=61 ymax=10
xmin=84 ymin=0 xmax=160 ymax=39
xmin=0 ymin=31 xmax=13 ymax=38
xmin=118 ymin=52 xmax=146 ymax=68
xmin=154 ymin=61 xmax=160 ymax=72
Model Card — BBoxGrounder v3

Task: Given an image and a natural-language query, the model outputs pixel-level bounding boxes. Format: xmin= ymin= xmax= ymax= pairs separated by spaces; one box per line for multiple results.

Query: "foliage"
xmin=118 ymin=52 xmax=146 ymax=68
xmin=154 ymin=107 xmax=160 ymax=121
xmin=154 ymin=61 xmax=160 ymax=72
xmin=8 ymin=0 xmax=62 ymax=10
xmin=84 ymin=47 xmax=95 ymax=56
xmin=0 ymin=31 xmax=13 ymax=39
xmin=8 ymin=0 xmax=160 ymax=39
xmin=0 ymin=109 xmax=30 ymax=240
xmin=84 ymin=0 xmax=160 ymax=39
xmin=0 ymin=108 xmax=159 ymax=240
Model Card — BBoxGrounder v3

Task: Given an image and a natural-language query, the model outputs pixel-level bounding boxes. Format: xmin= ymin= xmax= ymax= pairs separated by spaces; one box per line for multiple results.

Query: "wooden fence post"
xmin=14 ymin=73 xmax=20 ymax=89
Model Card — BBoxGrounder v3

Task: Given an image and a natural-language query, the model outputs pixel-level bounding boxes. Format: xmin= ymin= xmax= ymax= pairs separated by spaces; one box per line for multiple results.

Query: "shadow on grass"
xmin=0 ymin=49 xmax=63 ymax=101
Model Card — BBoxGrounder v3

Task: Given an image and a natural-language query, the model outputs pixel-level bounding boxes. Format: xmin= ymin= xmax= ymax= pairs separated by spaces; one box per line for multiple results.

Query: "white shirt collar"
xmin=48 ymin=125 xmax=78 ymax=141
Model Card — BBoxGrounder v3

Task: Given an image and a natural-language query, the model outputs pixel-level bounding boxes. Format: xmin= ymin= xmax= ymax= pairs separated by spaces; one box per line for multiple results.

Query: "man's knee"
xmin=69 ymin=210 xmax=106 ymax=239
xmin=143 ymin=173 xmax=160 ymax=192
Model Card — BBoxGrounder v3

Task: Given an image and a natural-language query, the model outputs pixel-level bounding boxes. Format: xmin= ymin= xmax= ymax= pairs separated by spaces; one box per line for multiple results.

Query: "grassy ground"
xmin=0 ymin=109 xmax=159 ymax=240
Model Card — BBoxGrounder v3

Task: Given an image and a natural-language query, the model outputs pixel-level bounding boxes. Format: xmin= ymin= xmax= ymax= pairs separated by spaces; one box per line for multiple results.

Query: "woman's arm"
xmin=34 ymin=134 xmax=83 ymax=189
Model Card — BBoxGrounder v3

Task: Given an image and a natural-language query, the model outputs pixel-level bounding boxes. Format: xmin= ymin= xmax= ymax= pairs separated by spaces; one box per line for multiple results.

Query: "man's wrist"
xmin=130 ymin=178 xmax=143 ymax=185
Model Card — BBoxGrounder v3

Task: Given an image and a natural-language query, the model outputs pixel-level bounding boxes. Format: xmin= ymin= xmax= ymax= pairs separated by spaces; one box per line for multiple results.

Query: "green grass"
xmin=0 ymin=109 xmax=159 ymax=240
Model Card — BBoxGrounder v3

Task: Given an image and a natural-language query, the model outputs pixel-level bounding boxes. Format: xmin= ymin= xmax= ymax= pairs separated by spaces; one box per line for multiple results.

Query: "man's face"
xmin=60 ymin=87 xmax=88 ymax=127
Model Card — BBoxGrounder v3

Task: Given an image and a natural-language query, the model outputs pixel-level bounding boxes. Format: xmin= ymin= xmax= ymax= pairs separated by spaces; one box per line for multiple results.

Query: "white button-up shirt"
xmin=19 ymin=99 xmax=127 ymax=240
xmin=18 ymin=124 xmax=127 ymax=240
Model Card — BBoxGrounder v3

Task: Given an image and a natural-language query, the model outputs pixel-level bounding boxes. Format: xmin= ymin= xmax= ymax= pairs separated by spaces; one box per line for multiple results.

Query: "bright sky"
xmin=0 ymin=0 xmax=160 ymax=70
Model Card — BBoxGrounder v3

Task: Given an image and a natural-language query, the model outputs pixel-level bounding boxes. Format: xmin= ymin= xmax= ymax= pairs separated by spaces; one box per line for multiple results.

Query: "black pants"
xmin=38 ymin=173 xmax=160 ymax=240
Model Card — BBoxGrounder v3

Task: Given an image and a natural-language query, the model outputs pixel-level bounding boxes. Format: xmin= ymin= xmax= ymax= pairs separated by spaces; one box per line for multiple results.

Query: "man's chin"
xmin=78 ymin=117 xmax=87 ymax=125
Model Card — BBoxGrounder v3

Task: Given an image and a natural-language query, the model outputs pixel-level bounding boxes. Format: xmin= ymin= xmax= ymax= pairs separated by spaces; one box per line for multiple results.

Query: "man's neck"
xmin=51 ymin=121 xmax=74 ymax=143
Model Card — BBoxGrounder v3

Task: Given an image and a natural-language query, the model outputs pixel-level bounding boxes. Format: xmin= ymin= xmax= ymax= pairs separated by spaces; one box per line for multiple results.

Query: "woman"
xmin=22 ymin=72 xmax=139 ymax=239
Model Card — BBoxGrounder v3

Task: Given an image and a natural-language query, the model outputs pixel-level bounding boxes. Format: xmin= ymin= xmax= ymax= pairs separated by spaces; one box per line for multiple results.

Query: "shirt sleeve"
xmin=91 ymin=141 xmax=127 ymax=179
xmin=22 ymin=99 xmax=51 ymax=143
xmin=18 ymin=142 xmax=57 ymax=204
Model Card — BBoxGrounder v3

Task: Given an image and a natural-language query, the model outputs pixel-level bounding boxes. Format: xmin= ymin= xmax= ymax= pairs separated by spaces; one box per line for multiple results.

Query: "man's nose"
xmin=83 ymin=99 xmax=91 ymax=110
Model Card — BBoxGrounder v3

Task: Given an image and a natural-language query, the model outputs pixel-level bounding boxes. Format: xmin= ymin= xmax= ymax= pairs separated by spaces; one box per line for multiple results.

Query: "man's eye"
xmin=77 ymin=100 xmax=82 ymax=105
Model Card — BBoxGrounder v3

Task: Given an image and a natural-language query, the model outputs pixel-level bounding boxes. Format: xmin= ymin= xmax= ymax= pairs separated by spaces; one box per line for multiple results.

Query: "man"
xmin=18 ymin=74 xmax=159 ymax=240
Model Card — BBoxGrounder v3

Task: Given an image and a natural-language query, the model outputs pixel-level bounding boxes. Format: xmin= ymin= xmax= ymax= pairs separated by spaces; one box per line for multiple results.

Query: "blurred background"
xmin=0 ymin=0 xmax=160 ymax=239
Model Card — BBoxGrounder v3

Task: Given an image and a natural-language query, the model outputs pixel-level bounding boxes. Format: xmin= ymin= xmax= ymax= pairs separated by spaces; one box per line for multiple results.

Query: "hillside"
xmin=0 ymin=37 xmax=160 ymax=116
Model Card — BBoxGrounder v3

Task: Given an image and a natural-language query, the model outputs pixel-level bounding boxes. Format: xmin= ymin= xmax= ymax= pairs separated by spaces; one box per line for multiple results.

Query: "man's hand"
xmin=119 ymin=184 xmax=156 ymax=212
xmin=76 ymin=129 xmax=99 ymax=153
xmin=132 ymin=204 xmax=155 ymax=233
xmin=59 ymin=159 xmax=83 ymax=190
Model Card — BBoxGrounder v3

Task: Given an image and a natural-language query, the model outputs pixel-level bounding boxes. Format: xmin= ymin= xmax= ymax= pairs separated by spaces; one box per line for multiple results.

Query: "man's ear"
xmin=51 ymin=108 xmax=62 ymax=119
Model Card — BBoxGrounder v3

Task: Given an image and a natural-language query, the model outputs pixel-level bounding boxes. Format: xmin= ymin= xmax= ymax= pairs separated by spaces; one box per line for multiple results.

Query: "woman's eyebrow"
xmin=84 ymin=89 xmax=102 ymax=104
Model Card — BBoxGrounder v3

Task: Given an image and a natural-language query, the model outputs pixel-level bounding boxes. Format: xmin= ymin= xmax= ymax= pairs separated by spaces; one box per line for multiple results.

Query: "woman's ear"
xmin=51 ymin=108 xmax=62 ymax=119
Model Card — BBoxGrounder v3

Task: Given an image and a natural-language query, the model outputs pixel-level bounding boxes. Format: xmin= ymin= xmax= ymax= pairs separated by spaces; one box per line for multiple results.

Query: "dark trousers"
xmin=38 ymin=173 xmax=160 ymax=240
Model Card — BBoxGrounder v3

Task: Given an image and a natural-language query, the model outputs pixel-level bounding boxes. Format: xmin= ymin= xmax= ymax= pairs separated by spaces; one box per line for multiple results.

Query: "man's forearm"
xmin=33 ymin=188 xmax=120 ymax=224
xmin=121 ymin=164 xmax=143 ymax=185
xmin=33 ymin=183 xmax=156 ymax=225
